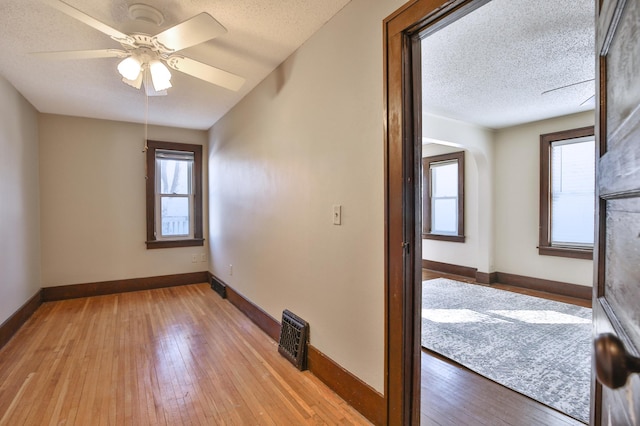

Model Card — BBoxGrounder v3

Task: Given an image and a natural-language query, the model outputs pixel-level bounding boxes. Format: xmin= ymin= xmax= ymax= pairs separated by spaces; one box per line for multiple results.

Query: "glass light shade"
xmin=121 ymin=72 xmax=143 ymax=89
xmin=150 ymin=60 xmax=172 ymax=91
xmin=117 ymin=57 xmax=142 ymax=81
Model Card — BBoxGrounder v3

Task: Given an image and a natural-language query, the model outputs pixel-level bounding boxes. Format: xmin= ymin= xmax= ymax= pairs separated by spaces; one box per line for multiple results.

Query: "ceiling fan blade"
xmin=153 ymin=13 xmax=226 ymax=52
xmin=541 ymin=78 xmax=595 ymax=95
xmin=42 ymin=0 xmax=134 ymax=46
xmin=580 ymin=94 xmax=596 ymax=106
xmin=166 ymin=56 xmax=244 ymax=91
xmin=31 ymin=49 xmax=128 ymax=60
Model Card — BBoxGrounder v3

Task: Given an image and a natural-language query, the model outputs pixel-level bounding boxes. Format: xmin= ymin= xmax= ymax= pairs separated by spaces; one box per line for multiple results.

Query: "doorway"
xmin=383 ymin=0 xmax=595 ymax=423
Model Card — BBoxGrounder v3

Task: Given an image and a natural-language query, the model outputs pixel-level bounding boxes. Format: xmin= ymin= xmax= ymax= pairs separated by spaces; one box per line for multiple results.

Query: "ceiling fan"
xmin=35 ymin=0 xmax=245 ymax=96
xmin=542 ymin=78 xmax=595 ymax=107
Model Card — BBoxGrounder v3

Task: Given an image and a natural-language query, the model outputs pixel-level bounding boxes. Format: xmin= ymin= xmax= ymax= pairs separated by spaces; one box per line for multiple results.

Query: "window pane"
xmin=161 ymin=197 xmax=190 ymax=236
xmin=550 ymin=140 xmax=595 ymax=246
xmin=430 ymin=160 xmax=458 ymax=235
xmin=158 ymin=159 xmax=191 ymax=195
xmin=432 ymin=161 xmax=458 ymax=197
xmin=432 ymin=198 xmax=457 ymax=234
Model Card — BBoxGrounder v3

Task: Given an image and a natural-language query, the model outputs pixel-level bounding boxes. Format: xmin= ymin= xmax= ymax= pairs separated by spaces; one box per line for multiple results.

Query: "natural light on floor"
xmin=488 ymin=310 xmax=590 ymax=324
xmin=422 ymin=308 xmax=590 ymax=324
xmin=421 ymin=309 xmax=510 ymax=323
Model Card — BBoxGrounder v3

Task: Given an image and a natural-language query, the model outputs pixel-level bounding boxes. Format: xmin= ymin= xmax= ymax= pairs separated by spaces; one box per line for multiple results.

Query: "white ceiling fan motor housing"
xmin=128 ymin=4 xmax=164 ymax=26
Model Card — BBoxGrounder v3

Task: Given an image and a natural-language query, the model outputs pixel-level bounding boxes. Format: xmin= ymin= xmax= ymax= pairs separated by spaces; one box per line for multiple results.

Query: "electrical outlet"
xmin=229 ymin=264 xmax=233 ymax=276
xmin=191 ymin=254 xmax=197 ymax=263
xmin=200 ymin=253 xmax=207 ymax=262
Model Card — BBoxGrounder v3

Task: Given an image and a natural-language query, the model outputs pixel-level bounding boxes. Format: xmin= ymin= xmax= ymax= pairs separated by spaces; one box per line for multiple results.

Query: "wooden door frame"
xmin=383 ymin=0 xmax=491 ymax=423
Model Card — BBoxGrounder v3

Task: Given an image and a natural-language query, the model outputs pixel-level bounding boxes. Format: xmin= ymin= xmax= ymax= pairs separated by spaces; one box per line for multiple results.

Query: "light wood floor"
xmin=0 ymin=284 xmax=370 ymax=425
xmin=421 ymin=270 xmax=586 ymax=425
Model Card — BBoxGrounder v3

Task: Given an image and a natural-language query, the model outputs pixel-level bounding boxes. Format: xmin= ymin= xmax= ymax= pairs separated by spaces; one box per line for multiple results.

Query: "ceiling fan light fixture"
xmin=122 ymin=72 xmax=143 ymax=90
xmin=117 ymin=56 xmax=142 ymax=81
xmin=150 ymin=60 xmax=172 ymax=91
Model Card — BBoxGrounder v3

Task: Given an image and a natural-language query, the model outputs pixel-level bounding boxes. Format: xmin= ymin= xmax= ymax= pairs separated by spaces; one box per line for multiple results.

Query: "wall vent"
xmin=278 ymin=310 xmax=309 ymax=370
xmin=210 ymin=275 xmax=227 ymax=299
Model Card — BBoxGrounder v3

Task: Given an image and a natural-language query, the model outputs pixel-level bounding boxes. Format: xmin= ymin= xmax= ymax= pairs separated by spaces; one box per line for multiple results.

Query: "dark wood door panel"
xmin=594 ymin=0 xmax=640 ymax=423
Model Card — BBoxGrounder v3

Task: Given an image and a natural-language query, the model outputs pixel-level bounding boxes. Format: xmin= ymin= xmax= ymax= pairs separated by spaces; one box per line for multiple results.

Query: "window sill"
xmin=538 ymin=245 xmax=593 ymax=260
xmin=146 ymin=238 xmax=205 ymax=249
xmin=422 ymin=233 xmax=465 ymax=243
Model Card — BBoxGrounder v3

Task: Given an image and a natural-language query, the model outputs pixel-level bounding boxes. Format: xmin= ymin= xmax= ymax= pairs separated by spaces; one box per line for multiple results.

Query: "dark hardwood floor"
xmin=420 ymin=270 xmax=587 ymax=425
xmin=422 ymin=269 xmax=591 ymax=308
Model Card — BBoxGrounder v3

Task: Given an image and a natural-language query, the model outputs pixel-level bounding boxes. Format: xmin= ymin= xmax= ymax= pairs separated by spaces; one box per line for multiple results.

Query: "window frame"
xmin=145 ymin=140 xmax=204 ymax=249
xmin=155 ymin=150 xmax=195 ymax=239
xmin=539 ymin=126 xmax=594 ymax=260
xmin=422 ymin=151 xmax=465 ymax=242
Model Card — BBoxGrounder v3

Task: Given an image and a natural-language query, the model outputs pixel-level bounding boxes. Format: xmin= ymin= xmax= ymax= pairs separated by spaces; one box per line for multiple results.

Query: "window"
xmin=539 ymin=126 xmax=594 ymax=259
xmin=146 ymin=140 xmax=203 ymax=249
xmin=422 ymin=151 xmax=465 ymax=242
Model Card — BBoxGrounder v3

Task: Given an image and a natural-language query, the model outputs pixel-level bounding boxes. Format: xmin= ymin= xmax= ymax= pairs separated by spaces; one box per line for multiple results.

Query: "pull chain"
xmin=143 ymin=81 xmax=149 ymax=180
xmin=143 ymin=87 xmax=149 ymax=153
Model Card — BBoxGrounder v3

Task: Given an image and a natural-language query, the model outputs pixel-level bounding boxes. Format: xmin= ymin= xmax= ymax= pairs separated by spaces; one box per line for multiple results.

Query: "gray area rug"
xmin=421 ymin=278 xmax=591 ymax=423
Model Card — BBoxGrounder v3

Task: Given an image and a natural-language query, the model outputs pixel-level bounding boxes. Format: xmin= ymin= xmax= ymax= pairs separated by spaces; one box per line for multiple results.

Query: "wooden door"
xmin=384 ymin=0 xmax=488 ymax=423
xmin=592 ymin=0 xmax=640 ymax=424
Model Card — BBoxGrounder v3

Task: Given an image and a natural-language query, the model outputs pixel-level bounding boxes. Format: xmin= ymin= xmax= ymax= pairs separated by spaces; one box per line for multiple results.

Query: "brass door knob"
xmin=594 ymin=333 xmax=640 ymax=389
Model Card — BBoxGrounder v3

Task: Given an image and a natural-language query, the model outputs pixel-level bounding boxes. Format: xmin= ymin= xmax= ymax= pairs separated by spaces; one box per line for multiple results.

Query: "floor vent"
xmin=210 ymin=275 xmax=227 ymax=299
xmin=278 ymin=310 xmax=309 ymax=370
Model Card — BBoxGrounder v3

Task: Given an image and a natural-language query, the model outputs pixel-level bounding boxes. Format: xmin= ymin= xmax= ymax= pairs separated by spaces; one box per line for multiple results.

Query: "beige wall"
xmin=422 ymin=113 xmax=496 ymax=273
xmin=208 ymin=0 xmax=406 ymax=393
xmin=0 ymin=76 xmax=41 ymax=324
xmin=422 ymin=143 xmax=480 ymax=268
xmin=39 ymin=114 xmax=209 ymax=287
xmin=494 ymin=111 xmax=594 ymax=286
xmin=422 ymin=111 xmax=594 ymax=286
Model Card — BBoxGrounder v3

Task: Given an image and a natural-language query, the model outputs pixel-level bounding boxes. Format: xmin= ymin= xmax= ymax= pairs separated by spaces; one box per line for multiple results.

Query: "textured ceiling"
xmin=0 ymin=0 xmax=594 ymax=131
xmin=422 ymin=0 xmax=595 ymax=129
xmin=0 ymin=0 xmax=351 ymax=130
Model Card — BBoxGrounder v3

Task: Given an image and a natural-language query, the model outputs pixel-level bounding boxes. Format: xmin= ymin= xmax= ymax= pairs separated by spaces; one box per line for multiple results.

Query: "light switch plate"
xmin=333 ymin=205 xmax=342 ymax=225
